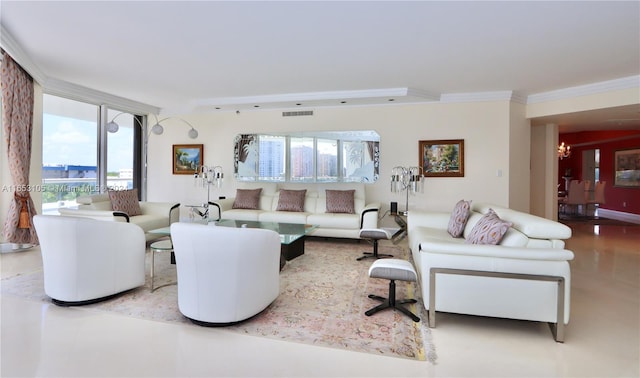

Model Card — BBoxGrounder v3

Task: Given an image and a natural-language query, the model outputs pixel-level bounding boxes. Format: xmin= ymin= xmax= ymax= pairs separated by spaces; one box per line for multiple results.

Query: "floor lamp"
xmin=391 ymin=166 xmax=424 ymax=216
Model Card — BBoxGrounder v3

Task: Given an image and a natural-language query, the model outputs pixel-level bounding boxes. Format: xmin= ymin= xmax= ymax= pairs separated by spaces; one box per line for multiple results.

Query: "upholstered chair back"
xmin=33 ymin=215 xmax=146 ymax=305
xmin=170 ymin=222 xmax=281 ymax=324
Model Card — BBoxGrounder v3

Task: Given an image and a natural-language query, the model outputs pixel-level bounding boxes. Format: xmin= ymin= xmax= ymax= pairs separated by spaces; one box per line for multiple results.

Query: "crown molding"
xmin=1 ymin=26 xmax=159 ymax=115
xmin=44 ymin=78 xmax=160 ymax=115
xmin=1 ymin=25 xmax=46 ymax=84
xmin=527 ymin=75 xmax=640 ymax=104
xmin=439 ymin=91 xmax=522 ymax=103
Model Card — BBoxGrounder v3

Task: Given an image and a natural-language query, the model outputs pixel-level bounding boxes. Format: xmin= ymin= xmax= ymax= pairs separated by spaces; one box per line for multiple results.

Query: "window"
xmin=106 ymin=110 xmax=137 ymax=190
xmin=258 ymin=135 xmax=286 ymax=181
xmin=234 ymin=131 xmax=380 ymax=183
xmin=42 ymin=94 xmax=143 ymax=213
xmin=317 ymin=139 xmax=338 ymax=181
xmin=42 ymin=95 xmax=99 ymax=213
xmin=290 ymin=137 xmax=314 ymax=181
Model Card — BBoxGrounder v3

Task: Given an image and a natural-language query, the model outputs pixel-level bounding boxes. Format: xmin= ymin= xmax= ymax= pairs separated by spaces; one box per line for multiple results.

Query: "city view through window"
xmin=41 ymin=95 xmax=136 ymax=213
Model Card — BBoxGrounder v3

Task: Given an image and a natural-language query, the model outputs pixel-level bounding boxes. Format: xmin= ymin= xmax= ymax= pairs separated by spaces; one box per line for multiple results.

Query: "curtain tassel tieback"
xmin=15 ymin=193 xmax=31 ymax=229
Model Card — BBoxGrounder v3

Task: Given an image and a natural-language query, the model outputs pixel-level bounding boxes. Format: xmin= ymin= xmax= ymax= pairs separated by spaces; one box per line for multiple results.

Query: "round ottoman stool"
xmin=365 ymin=259 xmax=420 ymax=322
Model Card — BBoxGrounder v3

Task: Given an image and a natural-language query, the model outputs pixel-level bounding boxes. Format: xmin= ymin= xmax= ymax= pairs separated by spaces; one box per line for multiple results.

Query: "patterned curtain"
xmin=1 ymin=50 xmax=39 ymax=245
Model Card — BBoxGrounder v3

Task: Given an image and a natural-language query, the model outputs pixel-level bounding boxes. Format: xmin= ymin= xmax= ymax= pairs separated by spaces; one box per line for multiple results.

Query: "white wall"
xmin=147 ymin=100 xmax=516 ymax=216
xmin=508 ymin=101 xmax=531 ymax=212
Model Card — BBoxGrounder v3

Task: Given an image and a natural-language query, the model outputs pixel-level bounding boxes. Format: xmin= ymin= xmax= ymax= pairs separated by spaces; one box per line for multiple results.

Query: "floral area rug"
xmin=1 ymin=239 xmax=436 ymax=362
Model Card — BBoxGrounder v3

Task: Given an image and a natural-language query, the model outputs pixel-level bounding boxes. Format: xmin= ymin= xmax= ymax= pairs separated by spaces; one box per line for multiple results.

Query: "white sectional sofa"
xmin=58 ymin=193 xmax=180 ymax=242
xmin=211 ymin=182 xmax=380 ymax=239
xmin=408 ymin=202 xmax=574 ymax=341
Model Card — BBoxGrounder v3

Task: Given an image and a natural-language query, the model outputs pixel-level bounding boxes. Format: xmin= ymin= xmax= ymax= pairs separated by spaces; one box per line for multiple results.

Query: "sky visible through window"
xmin=43 ymin=113 xmax=133 ymax=172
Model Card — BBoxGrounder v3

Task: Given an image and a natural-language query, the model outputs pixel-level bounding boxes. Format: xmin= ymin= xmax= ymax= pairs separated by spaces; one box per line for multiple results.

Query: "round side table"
xmin=150 ymin=239 xmax=175 ymax=292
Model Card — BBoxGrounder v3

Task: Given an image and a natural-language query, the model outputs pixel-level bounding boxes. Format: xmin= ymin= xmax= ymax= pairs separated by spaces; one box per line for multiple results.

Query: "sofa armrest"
xmin=407 ymin=211 xmax=451 ymax=233
xmin=360 ymin=203 xmax=381 ymax=229
xmin=211 ymin=198 xmax=236 ymax=217
xmin=419 ymin=240 xmax=575 ymax=261
xmin=139 ymin=202 xmax=180 ymax=220
xmin=57 ymin=208 xmax=129 ymax=223
xmin=207 ymin=201 xmax=221 ymax=221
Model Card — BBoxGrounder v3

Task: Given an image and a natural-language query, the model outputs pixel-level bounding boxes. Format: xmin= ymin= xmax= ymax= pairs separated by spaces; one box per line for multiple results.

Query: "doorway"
xmin=582 ymin=148 xmax=600 ymax=206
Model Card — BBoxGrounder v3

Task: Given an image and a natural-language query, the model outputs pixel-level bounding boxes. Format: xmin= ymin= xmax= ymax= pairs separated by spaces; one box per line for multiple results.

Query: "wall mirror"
xmin=234 ymin=130 xmax=380 ymax=183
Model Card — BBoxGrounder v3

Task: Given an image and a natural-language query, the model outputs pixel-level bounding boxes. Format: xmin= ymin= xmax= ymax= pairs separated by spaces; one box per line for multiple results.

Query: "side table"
xmin=149 ymin=239 xmax=177 ymax=292
xmin=390 ymin=213 xmax=407 ymax=244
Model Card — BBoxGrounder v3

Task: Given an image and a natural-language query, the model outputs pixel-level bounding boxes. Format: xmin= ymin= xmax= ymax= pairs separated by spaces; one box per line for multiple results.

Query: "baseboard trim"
xmin=597 ymin=209 xmax=640 ymax=224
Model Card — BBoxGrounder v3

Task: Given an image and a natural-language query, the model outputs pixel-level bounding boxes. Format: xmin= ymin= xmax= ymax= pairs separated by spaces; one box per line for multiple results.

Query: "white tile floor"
xmin=2 ymin=221 xmax=639 ymax=377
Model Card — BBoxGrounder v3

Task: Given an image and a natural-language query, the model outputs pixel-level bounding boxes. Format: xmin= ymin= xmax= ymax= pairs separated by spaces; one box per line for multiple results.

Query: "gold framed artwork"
xmin=173 ymin=144 xmax=203 ymax=175
xmin=614 ymin=148 xmax=640 ymax=187
xmin=419 ymin=139 xmax=464 ymax=177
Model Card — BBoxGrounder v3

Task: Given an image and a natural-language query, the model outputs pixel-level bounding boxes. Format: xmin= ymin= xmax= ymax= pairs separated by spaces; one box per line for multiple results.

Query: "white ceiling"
xmin=1 ymin=1 xmax=639 ymax=133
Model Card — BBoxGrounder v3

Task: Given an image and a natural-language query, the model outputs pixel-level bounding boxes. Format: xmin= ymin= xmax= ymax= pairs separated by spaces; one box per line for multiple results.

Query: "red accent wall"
xmin=558 ymin=130 xmax=640 ymax=215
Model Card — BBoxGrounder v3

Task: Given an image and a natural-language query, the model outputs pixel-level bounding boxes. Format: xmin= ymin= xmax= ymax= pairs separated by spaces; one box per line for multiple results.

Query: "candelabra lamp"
xmin=193 ymin=165 xmax=224 ymax=219
xmin=390 ymin=166 xmax=424 ymax=216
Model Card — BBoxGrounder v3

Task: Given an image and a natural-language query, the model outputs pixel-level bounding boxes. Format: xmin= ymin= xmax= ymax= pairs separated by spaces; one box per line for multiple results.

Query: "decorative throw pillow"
xmin=276 ymin=189 xmax=307 ymax=212
xmin=108 ymin=189 xmax=142 ymax=216
xmin=232 ymin=188 xmax=262 ymax=210
xmin=465 ymin=208 xmax=512 ymax=245
xmin=447 ymin=199 xmax=471 ymax=237
xmin=326 ymin=189 xmax=356 ymax=214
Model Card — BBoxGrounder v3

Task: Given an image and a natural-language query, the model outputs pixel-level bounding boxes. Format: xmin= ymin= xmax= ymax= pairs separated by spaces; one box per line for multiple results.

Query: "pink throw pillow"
xmin=447 ymin=199 xmax=471 ymax=237
xmin=108 ymin=189 xmax=142 ymax=216
xmin=232 ymin=188 xmax=262 ymax=210
xmin=465 ymin=208 xmax=512 ymax=245
xmin=325 ymin=189 xmax=355 ymax=214
xmin=276 ymin=189 xmax=306 ymax=212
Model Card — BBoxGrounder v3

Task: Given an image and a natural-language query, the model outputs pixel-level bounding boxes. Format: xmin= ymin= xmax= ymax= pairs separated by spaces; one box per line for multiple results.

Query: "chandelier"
xmin=557 ymin=142 xmax=571 ymax=160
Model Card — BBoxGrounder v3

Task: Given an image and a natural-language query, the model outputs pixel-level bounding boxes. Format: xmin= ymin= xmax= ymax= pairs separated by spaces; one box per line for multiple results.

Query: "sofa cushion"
xmin=222 ymin=209 xmax=262 ymax=221
xmin=129 ymin=214 xmax=169 ymax=233
xmin=498 ymin=227 xmax=529 ymax=247
xmin=276 ymin=189 xmax=307 ymax=212
xmin=108 ymin=189 xmax=141 ymax=216
xmin=232 ymin=188 xmax=262 ymax=210
xmin=307 ymin=213 xmax=361 ymax=229
xmin=259 ymin=211 xmax=309 ymax=224
xmin=447 ymin=199 xmax=471 ymax=237
xmin=465 ymin=209 xmax=512 ymax=245
xmin=325 ymin=189 xmax=355 ymax=214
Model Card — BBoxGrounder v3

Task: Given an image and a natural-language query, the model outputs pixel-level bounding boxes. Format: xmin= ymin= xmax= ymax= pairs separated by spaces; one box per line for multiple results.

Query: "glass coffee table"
xmin=150 ymin=220 xmax=318 ymax=271
xmin=215 ymin=219 xmax=318 ymax=264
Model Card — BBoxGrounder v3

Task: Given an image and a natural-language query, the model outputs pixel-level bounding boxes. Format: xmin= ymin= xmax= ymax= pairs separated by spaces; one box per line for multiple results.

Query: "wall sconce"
xmin=558 ymin=142 xmax=571 ymax=160
xmin=106 ymin=113 xmax=199 ymax=139
xmin=390 ymin=166 xmax=424 ymax=215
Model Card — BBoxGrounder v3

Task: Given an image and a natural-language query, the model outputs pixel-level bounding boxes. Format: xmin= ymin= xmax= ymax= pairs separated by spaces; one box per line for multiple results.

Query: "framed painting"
xmin=419 ymin=139 xmax=464 ymax=177
xmin=614 ymin=148 xmax=640 ymax=187
xmin=173 ymin=144 xmax=203 ymax=175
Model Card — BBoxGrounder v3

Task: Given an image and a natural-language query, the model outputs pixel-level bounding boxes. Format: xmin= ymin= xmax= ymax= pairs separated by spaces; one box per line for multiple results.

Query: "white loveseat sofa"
xmin=58 ymin=193 xmax=180 ymax=242
xmin=408 ymin=202 xmax=574 ymax=341
xmin=211 ymin=182 xmax=380 ymax=239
